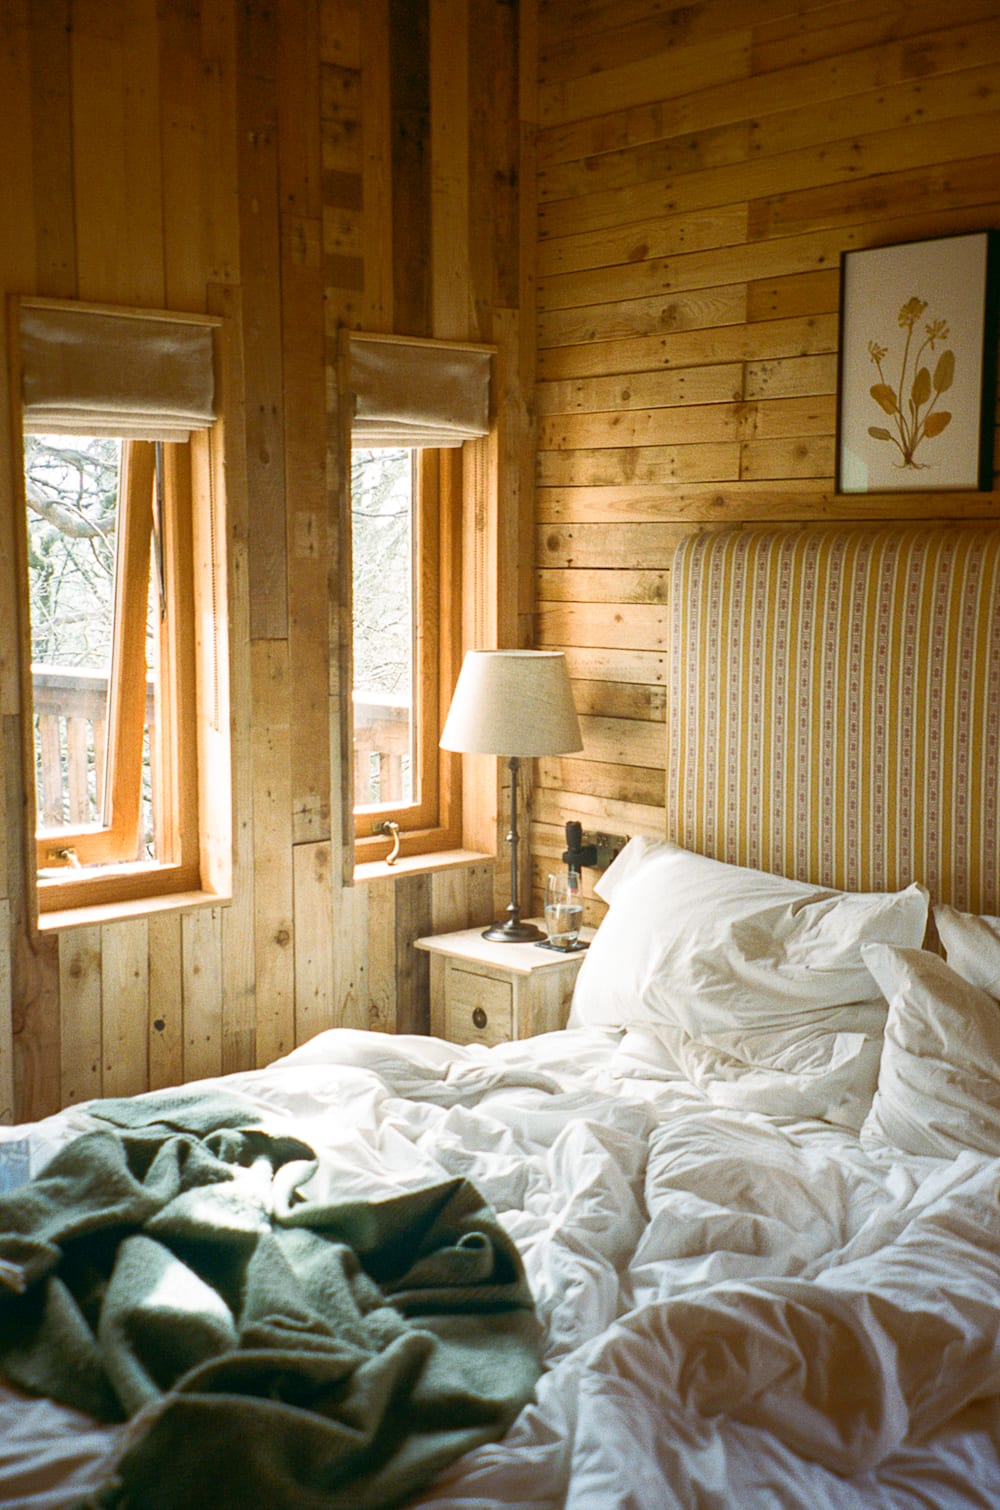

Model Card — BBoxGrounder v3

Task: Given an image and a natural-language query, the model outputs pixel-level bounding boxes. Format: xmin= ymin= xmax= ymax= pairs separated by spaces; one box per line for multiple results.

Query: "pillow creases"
xmin=860 ymin=942 xmax=1000 ymax=1158
xmin=934 ymin=905 xmax=1000 ymax=999
xmin=569 ymin=838 xmax=929 ymax=1128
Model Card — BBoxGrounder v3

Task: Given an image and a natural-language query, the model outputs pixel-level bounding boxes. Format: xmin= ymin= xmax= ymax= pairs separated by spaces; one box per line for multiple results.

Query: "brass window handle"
xmin=376 ymin=819 xmax=401 ymax=865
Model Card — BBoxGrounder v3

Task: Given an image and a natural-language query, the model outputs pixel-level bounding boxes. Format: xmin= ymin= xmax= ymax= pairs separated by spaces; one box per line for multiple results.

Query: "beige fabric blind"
xmin=348 ymin=331 xmax=491 ymax=447
xmin=20 ymin=302 xmax=217 ymax=441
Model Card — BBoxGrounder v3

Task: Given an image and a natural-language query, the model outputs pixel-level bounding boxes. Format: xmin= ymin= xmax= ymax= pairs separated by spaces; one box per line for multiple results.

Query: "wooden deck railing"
xmin=353 ymin=694 xmax=412 ymax=808
xmin=32 ymin=666 xmax=412 ymax=826
xmin=32 ymin=665 xmax=111 ymax=828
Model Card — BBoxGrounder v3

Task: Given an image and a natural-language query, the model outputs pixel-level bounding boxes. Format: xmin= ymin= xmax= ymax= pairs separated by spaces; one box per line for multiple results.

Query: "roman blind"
xmin=347 ymin=331 xmax=492 ymax=447
xmin=19 ymin=300 xmax=218 ymax=442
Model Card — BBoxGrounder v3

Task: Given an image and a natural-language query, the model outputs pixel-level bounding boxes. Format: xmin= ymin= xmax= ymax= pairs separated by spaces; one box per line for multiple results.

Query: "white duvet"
xmin=2 ymin=1026 xmax=1000 ymax=1509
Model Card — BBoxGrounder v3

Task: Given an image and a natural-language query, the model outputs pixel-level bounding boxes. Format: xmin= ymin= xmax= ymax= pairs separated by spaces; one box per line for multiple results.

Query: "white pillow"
xmin=934 ymin=905 xmax=1000 ymax=998
xmin=861 ymin=943 xmax=1000 ymax=1157
xmin=569 ymin=839 xmax=929 ymax=1126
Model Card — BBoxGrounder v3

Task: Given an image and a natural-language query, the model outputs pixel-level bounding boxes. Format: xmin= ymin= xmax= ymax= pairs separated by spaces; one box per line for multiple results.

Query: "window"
xmin=15 ymin=299 xmax=230 ymax=923
xmin=352 ymin=448 xmax=417 ymax=811
xmin=352 ymin=446 xmax=460 ymax=859
xmin=344 ymin=331 xmax=492 ymax=868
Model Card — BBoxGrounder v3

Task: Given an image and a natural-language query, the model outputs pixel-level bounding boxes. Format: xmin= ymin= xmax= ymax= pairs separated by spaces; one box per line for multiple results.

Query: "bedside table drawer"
xmin=445 ymin=968 xmax=513 ymax=1046
xmin=417 ymin=923 xmax=594 ymax=1047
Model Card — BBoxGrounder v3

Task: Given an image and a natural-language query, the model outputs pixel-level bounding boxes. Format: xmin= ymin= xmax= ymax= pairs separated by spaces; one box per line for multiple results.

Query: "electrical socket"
xmin=582 ymin=831 xmax=627 ymax=869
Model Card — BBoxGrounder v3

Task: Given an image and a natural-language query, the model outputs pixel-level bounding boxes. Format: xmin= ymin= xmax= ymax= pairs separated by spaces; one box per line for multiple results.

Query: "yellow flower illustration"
xmin=867 ymin=295 xmax=955 ymax=468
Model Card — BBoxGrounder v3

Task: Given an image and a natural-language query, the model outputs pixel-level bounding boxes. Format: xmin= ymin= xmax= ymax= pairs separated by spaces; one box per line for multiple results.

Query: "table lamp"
xmin=440 ymin=650 xmax=583 ymax=941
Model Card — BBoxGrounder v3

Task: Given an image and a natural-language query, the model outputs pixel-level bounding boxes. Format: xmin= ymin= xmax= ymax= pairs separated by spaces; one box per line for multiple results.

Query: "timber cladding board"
xmin=0 ymin=901 xmax=11 ymax=1123
xmin=2 ymin=0 xmax=999 ymax=1117
xmin=532 ymin=0 xmax=1000 ymax=927
xmin=1 ymin=0 xmax=523 ymax=1121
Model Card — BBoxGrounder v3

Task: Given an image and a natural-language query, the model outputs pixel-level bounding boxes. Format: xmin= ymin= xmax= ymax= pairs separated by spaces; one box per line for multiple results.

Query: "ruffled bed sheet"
xmin=3 ymin=1025 xmax=1000 ymax=1510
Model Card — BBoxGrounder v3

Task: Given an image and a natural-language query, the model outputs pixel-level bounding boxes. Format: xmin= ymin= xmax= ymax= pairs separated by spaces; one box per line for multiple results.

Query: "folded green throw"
xmin=0 ymin=1090 xmax=541 ymax=1509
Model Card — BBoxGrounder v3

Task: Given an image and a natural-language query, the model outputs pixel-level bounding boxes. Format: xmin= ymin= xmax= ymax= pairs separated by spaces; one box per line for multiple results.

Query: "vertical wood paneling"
xmin=3 ymin=7 xmax=48 ymax=1131
xmin=359 ymin=0 xmax=393 ymax=329
xmin=278 ymin=0 xmax=331 ymax=856
xmin=70 ymin=0 xmax=165 ymax=307
xmin=474 ymin=0 xmax=520 ymax=317
xmin=466 ymin=0 xmax=496 ymax=343
xmin=389 ymin=0 xmax=431 ymax=333
xmin=430 ymin=867 xmax=470 ymax=935
xmin=283 ymin=256 xmax=330 ymax=841
xmin=0 ymin=901 xmax=13 ymax=1124
xmin=58 ymin=926 xmax=102 ymax=1106
xmin=238 ymin=1 xmax=288 ymax=641
xmin=160 ymin=0 xmax=207 ymax=310
xmin=100 ymin=918 xmax=148 ymax=1098
xmin=394 ymin=872 xmax=433 ymax=1034
xmin=0 ymin=2 xmax=35 ymax=746
xmin=293 ymin=841 xmax=335 ymax=1041
xmin=182 ymin=907 xmax=223 ymax=1082
xmin=212 ymin=283 xmax=258 ymax=1079
xmin=322 ymin=50 xmax=365 ymax=323
xmin=430 ymin=0 xmax=470 ymax=337
xmin=277 ymin=0 xmax=323 ymax=220
xmin=200 ymin=0 xmax=242 ymax=290
xmin=28 ymin=0 xmax=77 ymax=298
xmin=333 ymin=879 xmax=369 ymax=1030
xmin=366 ymin=876 xmax=396 ymax=1031
xmin=148 ymin=913 xmax=183 ymax=1091
xmin=251 ymin=639 xmax=295 ymax=1065
xmin=2 ymin=0 xmax=517 ymax=1122
xmin=6 ymin=704 xmax=60 ymax=1118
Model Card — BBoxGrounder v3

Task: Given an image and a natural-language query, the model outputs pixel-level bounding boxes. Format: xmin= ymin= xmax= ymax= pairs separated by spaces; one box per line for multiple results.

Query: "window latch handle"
xmin=376 ymin=819 xmax=401 ymax=865
xmin=46 ymin=846 xmax=81 ymax=868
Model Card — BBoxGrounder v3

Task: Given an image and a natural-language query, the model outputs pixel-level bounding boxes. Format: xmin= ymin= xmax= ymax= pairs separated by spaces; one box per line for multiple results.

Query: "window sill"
xmin=37 ymin=887 xmax=229 ymax=933
xmin=354 ymin=847 xmax=492 ymax=884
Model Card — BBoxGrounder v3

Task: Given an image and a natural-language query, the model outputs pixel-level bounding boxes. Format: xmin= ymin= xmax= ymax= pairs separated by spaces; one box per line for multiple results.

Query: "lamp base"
xmin=482 ymin=919 xmax=545 ymax=944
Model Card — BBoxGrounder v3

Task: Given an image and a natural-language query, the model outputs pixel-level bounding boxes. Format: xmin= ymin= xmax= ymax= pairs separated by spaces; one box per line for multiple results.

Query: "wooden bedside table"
xmin=415 ymin=924 xmax=593 ymax=1047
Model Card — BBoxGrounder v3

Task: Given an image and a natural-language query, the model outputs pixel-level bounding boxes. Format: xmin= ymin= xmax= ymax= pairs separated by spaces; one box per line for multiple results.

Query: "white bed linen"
xmin=2 ymin=1026 xmax=1000 ymax=1509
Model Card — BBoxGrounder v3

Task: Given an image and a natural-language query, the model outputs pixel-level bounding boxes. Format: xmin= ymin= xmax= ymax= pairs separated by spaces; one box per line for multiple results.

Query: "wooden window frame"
xmin=18 ymin=428 xmax=230 ymax=926
xmin=11 ymin=295 xmax=231 ymax=928
xmin=352 ymin=446 xmax=462 ymax=865
xmin=30 ymin=441 xmax=186 ymax=878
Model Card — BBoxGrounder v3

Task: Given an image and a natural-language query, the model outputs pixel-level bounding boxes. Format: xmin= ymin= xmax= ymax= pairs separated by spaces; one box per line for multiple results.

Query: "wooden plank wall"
xmin=7 ymin=0 xmax=997 ymax=1123
xmin=528 ymin=0 xmax=1000 ymax=919
xmin=0 ymin=0 xmax=528 ymax=1124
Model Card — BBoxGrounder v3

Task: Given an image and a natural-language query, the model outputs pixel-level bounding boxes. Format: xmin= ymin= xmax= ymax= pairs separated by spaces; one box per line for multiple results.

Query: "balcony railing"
xmin=353 ymin=693 xmax=412 ymax=808
xmin=32 ymin=665 xmax=412 ymax=827
xmin=32 ymin=665 xmax=113 ymax=828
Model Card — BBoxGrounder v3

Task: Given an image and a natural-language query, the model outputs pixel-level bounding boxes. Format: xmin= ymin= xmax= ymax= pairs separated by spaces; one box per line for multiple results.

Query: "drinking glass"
xmin=544 ymin=870 xmax=583 ymax=947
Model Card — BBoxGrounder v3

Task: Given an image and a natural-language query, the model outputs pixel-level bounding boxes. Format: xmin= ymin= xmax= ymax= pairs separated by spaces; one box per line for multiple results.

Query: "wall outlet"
xmin=582 ymin=831 xmax=628 ymax=869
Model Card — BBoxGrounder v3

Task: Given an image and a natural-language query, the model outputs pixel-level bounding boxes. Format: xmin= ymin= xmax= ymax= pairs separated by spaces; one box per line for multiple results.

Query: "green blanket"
xmin=0 ymin=1090 xmax=541 ymax=1509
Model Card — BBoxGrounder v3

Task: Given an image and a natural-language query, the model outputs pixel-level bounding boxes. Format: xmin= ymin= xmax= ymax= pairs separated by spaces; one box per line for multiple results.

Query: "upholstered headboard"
xmin=666 ymin=526 xmax=1000 ymax=912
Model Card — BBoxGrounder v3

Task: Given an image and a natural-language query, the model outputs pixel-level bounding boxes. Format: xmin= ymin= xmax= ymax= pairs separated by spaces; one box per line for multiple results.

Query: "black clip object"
xmin=562 ymin=820 xmax=597 ymax=871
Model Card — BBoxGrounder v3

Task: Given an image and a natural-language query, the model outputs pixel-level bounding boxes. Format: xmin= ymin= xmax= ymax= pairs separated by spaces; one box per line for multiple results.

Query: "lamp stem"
xmin=508 ymin=754 xmax=521 ymax=914
xmin=482 ymin=755 xmax=544 ymax=942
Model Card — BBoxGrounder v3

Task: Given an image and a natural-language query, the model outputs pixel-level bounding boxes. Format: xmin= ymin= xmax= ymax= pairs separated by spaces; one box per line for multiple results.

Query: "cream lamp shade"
xmin=440 ymin=650 xmax=582 ymax=757
xmin=440 ymin=651 xmax=582 ymax=942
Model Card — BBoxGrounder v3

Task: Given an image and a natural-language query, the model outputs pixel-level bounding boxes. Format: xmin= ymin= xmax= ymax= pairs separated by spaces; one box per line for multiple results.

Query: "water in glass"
xmin=545 ymin=870 xmax=582 ymax=947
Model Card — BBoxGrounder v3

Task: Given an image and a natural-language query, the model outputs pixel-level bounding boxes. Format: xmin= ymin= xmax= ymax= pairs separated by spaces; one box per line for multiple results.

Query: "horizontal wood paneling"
xmin=530 ymin=0 xmax=1000 ymax=921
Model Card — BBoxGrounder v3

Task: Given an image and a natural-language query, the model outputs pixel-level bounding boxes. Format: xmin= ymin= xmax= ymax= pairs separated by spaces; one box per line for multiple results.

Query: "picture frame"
xmin=836 ymin=230 xmax=999 ymax=494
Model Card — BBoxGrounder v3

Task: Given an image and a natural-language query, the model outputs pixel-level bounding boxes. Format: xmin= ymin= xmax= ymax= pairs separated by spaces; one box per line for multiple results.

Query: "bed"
xmin=4 ymin=523 xmax=1000 ymax=1509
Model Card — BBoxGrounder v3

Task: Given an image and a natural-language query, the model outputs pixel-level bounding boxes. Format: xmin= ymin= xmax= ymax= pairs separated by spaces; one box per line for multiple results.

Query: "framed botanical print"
xmin=836 ymin=231 xmax=999 ymax=494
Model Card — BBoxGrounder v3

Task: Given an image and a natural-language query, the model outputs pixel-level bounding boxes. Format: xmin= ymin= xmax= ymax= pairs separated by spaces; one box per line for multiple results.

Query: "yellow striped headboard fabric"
xmin=667 ymin=527 xmax=1000 ymax=913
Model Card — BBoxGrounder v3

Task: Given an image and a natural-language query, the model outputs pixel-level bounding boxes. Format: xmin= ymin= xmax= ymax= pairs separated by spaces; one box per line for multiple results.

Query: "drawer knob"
xmin=472 ymin=1007 xmax=488 ymax=1030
